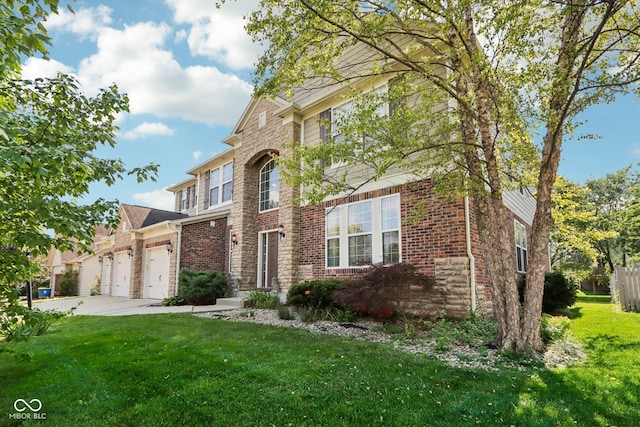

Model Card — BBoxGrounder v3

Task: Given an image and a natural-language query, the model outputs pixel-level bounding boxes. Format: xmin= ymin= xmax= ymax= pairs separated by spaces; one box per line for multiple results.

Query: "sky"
xmin=21 ymin=0 xmax=640 ymax=212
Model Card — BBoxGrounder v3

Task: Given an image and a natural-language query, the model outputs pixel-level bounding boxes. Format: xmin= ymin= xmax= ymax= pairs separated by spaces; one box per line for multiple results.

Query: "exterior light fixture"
xmin=98 ymin=255 xmax=103 ymax=264
xmin=127 ymin=246 xmax=133 ymax=258
xmin=278 ymin=224 xmax=286 ymax=239
xmin=107 ymin=251 xmax=114 ymax=261
xmin=166 ymin=242 xmax=173 ymax=254
xmin=231 ymin=233 xmax=239 ymax=246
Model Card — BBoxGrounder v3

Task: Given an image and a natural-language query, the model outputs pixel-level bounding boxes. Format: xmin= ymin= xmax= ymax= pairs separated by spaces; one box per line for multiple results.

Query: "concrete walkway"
xmin=30 ymin=295 xmax=240 ymax=316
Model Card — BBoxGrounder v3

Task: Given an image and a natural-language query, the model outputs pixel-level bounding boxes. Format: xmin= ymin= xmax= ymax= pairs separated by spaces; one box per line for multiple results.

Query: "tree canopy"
xmin=0 ymin=1 xmax=157 ymax=287
xmin=235 ymin=0 xmax=640 ymax=354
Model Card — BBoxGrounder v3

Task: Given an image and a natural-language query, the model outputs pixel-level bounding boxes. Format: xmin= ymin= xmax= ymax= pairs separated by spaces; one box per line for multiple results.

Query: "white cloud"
xmin=45 ymin=5 xmax=113 ymax=40
xmin=21 ymin=57 xmax=75 ymax=80
xmin=165 ymin=0 xmax=263 ymax=70
xmin=132 ymin=188 xmax=175 ymax=211
xmin=193 ymin=150 xmax=203 ymax=161
xmin=632 ymin=147 xmax=640 ymax=157
xmin=120 ymin=122 xmax=175 ymax=140
xmin=75 ymin=21 xmax=253 ymax=126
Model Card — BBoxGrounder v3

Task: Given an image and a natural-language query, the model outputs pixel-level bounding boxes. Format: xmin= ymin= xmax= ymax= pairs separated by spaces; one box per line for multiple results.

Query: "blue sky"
xmin=22 ymin=1 xmax=640 ymax=211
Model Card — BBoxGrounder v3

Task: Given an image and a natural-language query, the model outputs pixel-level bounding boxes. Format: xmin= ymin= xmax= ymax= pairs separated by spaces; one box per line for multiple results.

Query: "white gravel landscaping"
xmin=196 ymin=308 xmax=586 ymax=371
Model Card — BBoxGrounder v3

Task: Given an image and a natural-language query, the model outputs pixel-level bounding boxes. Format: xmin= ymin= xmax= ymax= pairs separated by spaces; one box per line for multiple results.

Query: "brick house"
xmin=49 ymin=205 xmax=189 ymax=300
xmin=47 ymin=225 xmax=111 ymax=297
xmin=167 ymin=84 xmax=538 ymax=316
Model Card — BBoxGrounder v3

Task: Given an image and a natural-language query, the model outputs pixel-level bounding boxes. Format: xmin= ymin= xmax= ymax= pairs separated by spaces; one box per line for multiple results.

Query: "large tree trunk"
xmin=520 ymin=4 xmax=584 ymax=355
xmin=447 ymin=9 xmax=522 ymax=350
xmin=460 ymin=6 xmax=522 ymax=350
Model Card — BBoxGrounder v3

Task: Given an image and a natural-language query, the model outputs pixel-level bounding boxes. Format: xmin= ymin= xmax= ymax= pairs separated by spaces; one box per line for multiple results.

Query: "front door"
xmin=259 ymin=232 xmax=279 ymax=288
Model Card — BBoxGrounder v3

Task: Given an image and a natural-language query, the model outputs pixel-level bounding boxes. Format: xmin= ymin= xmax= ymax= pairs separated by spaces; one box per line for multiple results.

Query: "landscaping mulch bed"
xmin=197 ymin=308 xmax=586 ymax=370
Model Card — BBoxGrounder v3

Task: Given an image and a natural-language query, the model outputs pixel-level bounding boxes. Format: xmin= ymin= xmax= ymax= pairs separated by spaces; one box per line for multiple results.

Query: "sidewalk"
xmin=30 ymin=295 xmax=240 ymax=316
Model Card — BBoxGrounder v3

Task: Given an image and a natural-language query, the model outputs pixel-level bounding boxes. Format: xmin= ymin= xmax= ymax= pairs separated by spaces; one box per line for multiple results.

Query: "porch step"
xmin=216 ymin=296 xmax=243 ymax=308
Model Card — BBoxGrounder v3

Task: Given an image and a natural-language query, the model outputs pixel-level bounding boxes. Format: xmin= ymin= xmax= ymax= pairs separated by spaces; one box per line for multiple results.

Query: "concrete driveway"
xmin=31 ymin=295 xmax=239 ymax=316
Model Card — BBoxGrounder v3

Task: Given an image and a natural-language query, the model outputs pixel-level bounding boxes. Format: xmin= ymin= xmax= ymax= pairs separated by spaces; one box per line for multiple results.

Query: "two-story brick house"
xmin=167 ymin=80 xmax=537 ymax=316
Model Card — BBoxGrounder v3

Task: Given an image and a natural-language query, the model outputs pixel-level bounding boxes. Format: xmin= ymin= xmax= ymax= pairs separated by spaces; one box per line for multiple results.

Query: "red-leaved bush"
xmin=331 ymin=263 xmax=433 ymax=321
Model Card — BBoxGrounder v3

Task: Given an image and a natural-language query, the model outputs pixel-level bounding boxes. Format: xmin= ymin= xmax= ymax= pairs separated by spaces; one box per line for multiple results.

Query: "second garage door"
xmin=145 ymin=247 xmax=169 ymax=300
xmin=113 ymin=252 xmax=131 ymax=298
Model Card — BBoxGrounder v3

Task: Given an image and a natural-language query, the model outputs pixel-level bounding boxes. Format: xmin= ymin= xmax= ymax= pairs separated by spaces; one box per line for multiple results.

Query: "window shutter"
xmin=388 ymin=76 xmax=403 ymax=117
xmin=203 ymin=171 xmax=211 ymax=207
xmin=175 ymin=192 xmax=181 ymax=212
xmin=319 ymin=109 xmax=332 ymax=168
xmin=319 ymin=109 xmax=332 ymax=144
xmin=186 ymin=186 xmax=191 ymax=209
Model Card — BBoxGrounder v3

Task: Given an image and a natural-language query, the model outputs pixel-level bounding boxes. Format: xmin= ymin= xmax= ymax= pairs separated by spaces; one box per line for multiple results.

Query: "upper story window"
xmin=326 ymin=84 xmax=389 ymax=167
xmin=515 ymin=220 xmax=528 ymax=273
xmin=209 ymin=161 xmax=233 ymax=208
xmin=181 ymin=189 xmax=188 ymax=211
xmin=326 ymin=194 xmax=401 ymax=268
xmin=258 ymin=111 xmax=267 ymax=128
xmin=259 ymin=159 xmax=280 ymax=212
xmin=331 ymin=85 xmax=388 ymax=144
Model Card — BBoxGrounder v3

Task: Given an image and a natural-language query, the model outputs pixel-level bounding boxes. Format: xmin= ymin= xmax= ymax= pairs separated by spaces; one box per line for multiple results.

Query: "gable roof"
xmin=222 ymin=96 xmax=290 ymax=147
xmin=121 ymin=204 xmax=188 ymax=229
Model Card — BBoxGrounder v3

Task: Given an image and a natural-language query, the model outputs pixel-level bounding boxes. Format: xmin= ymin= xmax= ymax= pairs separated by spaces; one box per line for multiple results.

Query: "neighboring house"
xmin=166 ymin=83 xmax=539 ymax=317
xmin=100 ymin=204 xmax=188 ymax=299
xmin=48 ymin=205 xmax=188 ymax=300
xmin=48 ymin=225 xmax=111 ymax=296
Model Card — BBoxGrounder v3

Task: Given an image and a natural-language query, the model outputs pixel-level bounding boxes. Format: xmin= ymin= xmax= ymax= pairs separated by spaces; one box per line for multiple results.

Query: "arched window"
xmin=259 ymin=159 xmax=279 ymax=211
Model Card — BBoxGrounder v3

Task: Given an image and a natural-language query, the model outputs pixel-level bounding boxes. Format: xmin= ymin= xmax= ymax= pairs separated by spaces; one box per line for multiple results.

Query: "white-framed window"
xmin=209 ymin=161 xmax=234 ymax=208
xmin=259 ymin=159 xmax=280 ymax=212
xmin=330 ymin=85 xmax=388 ymax=168
xmin=258 ymin=111 xmax=267 ymax=128
xmin=515 ymin=220 xmax=528 ymax=273
xmin=326 ymin=194 xmax=401 ymax=268
xmin=181 ymin=189 xmax=188 ymax=211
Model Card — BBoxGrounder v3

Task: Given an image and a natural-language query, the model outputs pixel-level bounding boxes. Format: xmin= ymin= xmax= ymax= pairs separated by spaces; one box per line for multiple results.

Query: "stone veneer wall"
xmin=230 ymin=98 xmax=301 ymax=292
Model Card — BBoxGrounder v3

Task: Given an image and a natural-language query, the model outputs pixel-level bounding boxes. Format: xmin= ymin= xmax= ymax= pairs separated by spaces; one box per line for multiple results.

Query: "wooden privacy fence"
xmin=611 ymin=266 xmax=640 ymax=313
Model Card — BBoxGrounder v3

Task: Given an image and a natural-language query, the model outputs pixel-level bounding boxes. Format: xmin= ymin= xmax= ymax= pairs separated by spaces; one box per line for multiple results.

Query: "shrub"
xmin=162 ymin=296 xmax=186 ymax=306
xmin=541 ymin=314 xmax=571 ymax=343
xmin=518 ymin=271 xmax=578 ymax=314
xmin=243 ymin=291 xmax=279 ymax=309
xmin=332 ymin=263 xmax=433 ymax=321
xmin=58 ymin=270 xmax=79 ymax=297
xmin=277 ymin=306 xmax=295 ymax=320
xmin=177 ymin=269 xmax=228 ymax=305
xmin=1 ymin=290 xmax=76 ymax=343
xmin=287 ymin=280 xmax=343 ymax=309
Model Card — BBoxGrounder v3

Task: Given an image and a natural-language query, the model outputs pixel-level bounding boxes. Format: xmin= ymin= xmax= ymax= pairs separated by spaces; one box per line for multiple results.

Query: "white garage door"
xmin=101 ymin=258 xmax=112 ymax=295
xmin=113 ymin=252 xmax=131 ymax=298
xmin=145 ymin=247 xmax=169 ymax=300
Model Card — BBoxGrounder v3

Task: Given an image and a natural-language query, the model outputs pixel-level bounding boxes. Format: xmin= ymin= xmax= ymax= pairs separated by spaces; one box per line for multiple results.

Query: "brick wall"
xmin=296 ymin=179 xmax=496 ymax=317
xmin=180 ymin=217 xmax=229 ymax=273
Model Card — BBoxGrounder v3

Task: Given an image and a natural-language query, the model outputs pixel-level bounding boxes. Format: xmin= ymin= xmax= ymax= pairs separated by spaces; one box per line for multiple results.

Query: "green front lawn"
xmin=1 ymin=296 xmax=638 ymax=426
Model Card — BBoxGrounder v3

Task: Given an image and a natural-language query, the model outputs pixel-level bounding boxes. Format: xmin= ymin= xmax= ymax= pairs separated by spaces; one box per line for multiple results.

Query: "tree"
xmin=550 ymin=176 xmax=616 ymax=283
xmin=626 ymin=182 xmax=640 ymax=260
xmin=585 ymin=166 xmax=639 ymax=271
xmin=0 ymin=2 xmax=157 ymax=296
xmin=233 ymin=0 xmax=640 ymax=355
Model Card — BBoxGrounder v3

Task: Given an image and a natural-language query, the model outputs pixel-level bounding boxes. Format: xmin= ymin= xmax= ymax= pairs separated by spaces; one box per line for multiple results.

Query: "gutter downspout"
xmin=168 ymin=222 xmax=182 ymax=296
xmin=196 ymin=173 xmax=200 ymax=216
xmin=464 ymin=196 xmax=477 ymax=313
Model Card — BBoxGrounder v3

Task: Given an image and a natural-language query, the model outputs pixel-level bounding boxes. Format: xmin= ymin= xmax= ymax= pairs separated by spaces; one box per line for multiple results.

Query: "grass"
xmin=1 ymin=295 xmax=639 ymax=426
